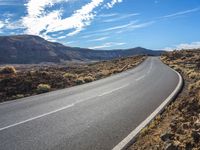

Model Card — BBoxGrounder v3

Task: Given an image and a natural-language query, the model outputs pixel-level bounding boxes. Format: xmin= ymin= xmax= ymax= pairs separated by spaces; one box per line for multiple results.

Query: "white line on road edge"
xmin=112 ymin=67 xmax=183 ymax=150
xmin=98 ymin=84 xmax=130 ymax=97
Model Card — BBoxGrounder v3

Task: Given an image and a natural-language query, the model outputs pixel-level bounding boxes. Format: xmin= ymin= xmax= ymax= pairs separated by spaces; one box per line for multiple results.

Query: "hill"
xmin=0 ymin=35 xmax=164 ymax=64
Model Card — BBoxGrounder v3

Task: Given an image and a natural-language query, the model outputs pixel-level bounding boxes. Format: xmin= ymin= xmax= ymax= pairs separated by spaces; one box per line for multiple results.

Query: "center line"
xmin=135 ymin=75 xmax=146 ymax=81
xmin=0 ymin=103 xmax=75 ymax=132
xmin=98 ymin=84 xmax=129 ymax=97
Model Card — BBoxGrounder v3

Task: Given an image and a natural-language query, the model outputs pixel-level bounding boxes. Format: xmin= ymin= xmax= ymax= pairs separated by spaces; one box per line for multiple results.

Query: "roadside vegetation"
xmin=129 ymin=49 xmax=200 ymax=150
xmin=0 ymin=55 xmax=146 ymax=102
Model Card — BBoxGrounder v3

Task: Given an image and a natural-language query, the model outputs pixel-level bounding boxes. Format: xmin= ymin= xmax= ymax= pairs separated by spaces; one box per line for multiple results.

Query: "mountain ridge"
xmin=0 ymin=35 xmax=164 ymax=64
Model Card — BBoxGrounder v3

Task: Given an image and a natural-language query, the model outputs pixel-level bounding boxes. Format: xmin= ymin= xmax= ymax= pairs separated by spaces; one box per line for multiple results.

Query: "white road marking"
xmin=0 ymin=103 xmax=75 ymax=131
xmin=98 ymin=84 xmax=130 ymax=97
xmin=135 ymin=59 xmax=153 ymax=81
xmin=135 ymin=75 xmax=146 ymax=81
xmin=147 ymin=60 xmax=153 ymax=74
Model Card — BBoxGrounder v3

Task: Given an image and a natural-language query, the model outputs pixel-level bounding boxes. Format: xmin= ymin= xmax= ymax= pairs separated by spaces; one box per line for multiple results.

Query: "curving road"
xmin=0 ymin=57 xmax=179 ymax=150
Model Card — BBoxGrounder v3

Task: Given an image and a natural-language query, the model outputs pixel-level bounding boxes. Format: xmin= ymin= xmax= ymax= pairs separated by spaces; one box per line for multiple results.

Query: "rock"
xmin=182 ymin=122 xmax=190 ymax=129
xmin=176 ymin=125 xmax=185 ymax=134
xmin=170 ymin=122 xmax=178 ymax=132
xmin=165 ymin=143 xmax=178 ymax=150
xmin=185 ymin=142 xmax=193 ymax=150
xmin=192 ymin=130 xmax=200 ymax=143
xmin=194 ymin=120 xmax=200 ymax=130
xmin=161 ymin=132 xmax=174 ymax=142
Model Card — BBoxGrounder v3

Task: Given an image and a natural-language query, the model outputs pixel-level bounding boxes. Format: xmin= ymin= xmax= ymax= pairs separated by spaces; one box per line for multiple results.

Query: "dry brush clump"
xmin=63 ymin=73 xmax=78 ymax=79
xmin=37 ymin=84 xmax=51 ymax=94
xmin=0 ymin=66 xmax=16 ymax=75
xmin=130 ymin=49 xmax=200 ymax=150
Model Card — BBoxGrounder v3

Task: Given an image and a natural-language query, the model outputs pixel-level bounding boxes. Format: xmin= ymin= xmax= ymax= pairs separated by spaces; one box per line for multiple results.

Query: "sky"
xmin=0 ymin=0 xmax=200 ymax=50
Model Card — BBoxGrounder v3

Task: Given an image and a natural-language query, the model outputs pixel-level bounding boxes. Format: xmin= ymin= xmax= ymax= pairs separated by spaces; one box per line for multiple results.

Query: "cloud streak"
xmin=88 ymin=36 xmax=109 ymax=42
xmin=160 ymin=7 xmax=200 ymax=19
xmin=102 ymin=13 xmax=139 ymax=23
xmin=89 ymin=42 xmax=126 ymax=49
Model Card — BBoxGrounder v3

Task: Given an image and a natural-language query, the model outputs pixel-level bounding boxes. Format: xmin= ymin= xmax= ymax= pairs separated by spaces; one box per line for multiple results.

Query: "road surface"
xmin=0 ymin=57 xmax=179 ymax=150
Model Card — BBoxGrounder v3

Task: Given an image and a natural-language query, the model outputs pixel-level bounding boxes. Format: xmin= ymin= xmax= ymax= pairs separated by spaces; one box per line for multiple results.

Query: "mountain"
xmin=0 ymin=35 xmax=164 ymax=64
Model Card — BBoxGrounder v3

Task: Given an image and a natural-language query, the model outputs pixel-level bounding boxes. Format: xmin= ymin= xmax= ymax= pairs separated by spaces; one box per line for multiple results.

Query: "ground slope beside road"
xmin=0 ymin=57 xmax=179 ymax=150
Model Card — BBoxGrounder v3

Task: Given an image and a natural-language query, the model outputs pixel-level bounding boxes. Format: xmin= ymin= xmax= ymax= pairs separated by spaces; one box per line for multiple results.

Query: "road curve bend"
xmin=0 ymin=57 xmax=180 ymax=150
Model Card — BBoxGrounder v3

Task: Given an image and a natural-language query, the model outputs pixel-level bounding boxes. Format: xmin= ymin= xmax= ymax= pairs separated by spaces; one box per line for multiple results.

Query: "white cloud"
xmin=164 ymin=42 xmax=200 ymax=51
xmin=0 ymin=13 xmax=24 ymax=32
xmin=161 ymin=7 xmax=200 ymax=19
xmin=106 ymin=0 xmax=123 ymax=8
xmin=1 ymin=0 xmax=123 ymax=39
xmin=89 ymin=42 xmax=126 ymax=49
xmin=23 ymin=0 xmax=122 ymax=38
xmin=0 ymin=21 xmax=5 ymax=29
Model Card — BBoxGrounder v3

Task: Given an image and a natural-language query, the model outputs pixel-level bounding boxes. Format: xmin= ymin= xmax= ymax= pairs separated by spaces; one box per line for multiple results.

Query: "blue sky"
xmin=0 ymin=0 xmax=200 ymax=50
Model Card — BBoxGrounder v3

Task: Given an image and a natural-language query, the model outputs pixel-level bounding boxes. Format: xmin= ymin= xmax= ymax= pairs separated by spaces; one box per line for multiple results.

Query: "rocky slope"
xmin=0 ymin=35 xmax=163 ymax=64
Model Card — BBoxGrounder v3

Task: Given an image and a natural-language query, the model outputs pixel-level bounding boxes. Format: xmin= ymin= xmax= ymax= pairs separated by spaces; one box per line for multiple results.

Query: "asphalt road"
xmin=0 ymin=57 xmax=179 ymax=150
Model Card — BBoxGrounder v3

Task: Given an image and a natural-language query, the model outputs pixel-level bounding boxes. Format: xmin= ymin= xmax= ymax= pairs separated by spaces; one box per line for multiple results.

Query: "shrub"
xmin=12 ymin=94 xmax=25 ymax=99
xmin=37 ymin=84 xmax=51 ymax=93
xmin=0 ymin=66 xmax=16 ymax=74
xmin=188 ymin=80 xmax=200 ymax=92
xmin=63 ymin=73 xmax=77 ymax=79
xmin=83 ymin=76 xmax=95 ymax=83
xmin=75 ymin=77 xmax=85 ymax=85
xmin=188 ymin=72 xmax=200 ymax=79
xmin=111 ymin=69 xmax=122 ymax=74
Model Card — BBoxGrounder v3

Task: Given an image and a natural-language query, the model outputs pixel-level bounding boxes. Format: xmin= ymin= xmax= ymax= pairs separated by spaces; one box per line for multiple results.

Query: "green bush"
xmin=0 ymin=66 xmax=16 ymax=74
xmin=37 ymin=84 xmax=51 ymax=93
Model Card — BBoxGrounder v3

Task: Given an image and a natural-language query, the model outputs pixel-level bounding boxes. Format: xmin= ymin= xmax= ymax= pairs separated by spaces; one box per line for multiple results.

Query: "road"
xmin=0 ymin=57 xmax=179 ymax=150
